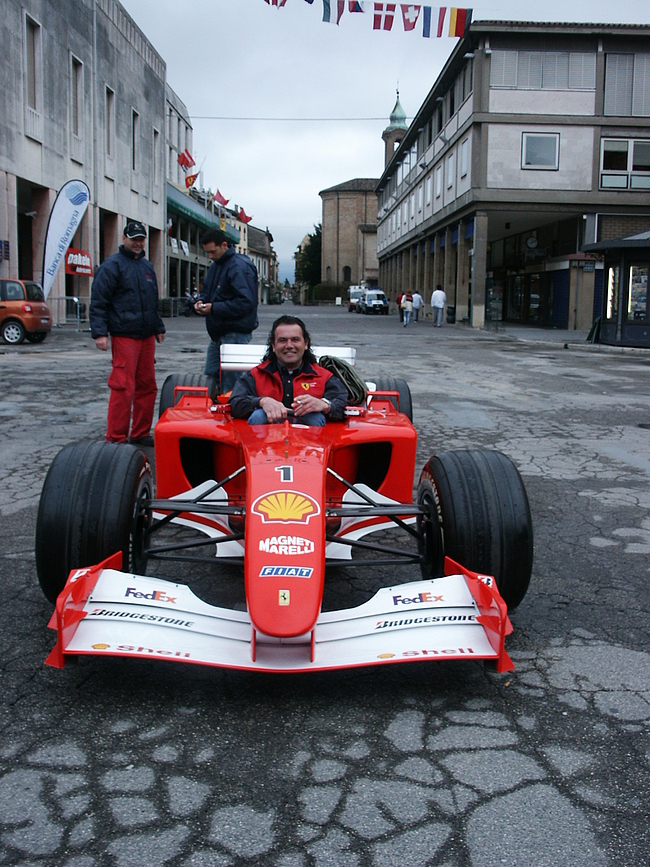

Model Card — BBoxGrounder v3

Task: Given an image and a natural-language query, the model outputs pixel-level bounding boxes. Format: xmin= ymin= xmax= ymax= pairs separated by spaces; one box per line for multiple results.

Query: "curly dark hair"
xmin=263 ymin=315 xmax=317 ymax=364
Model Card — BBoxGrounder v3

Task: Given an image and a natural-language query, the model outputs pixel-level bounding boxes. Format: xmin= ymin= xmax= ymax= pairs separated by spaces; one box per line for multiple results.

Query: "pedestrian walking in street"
xmin=412 ymin=291 xmax=424 ymax=322
xmin=401 ymin=292 xmax=413 ymax=327
xmin=431 ymin=284 xmax=447 ymax=327
xmin=194 ymin=228 xmax=259 ymax=392
xmin=396 ymin=292 xmax=404 ymax=323
xmin=89 ymin=221 xmax=165 ymax=446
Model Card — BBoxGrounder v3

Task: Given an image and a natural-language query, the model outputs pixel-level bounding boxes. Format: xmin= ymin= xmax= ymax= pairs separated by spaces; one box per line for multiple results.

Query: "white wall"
xmin=486 ymin=124 xmax=594 ymax=190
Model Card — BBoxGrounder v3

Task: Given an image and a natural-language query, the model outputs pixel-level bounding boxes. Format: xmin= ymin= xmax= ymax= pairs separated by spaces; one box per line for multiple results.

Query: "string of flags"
xmin=264 ymin=1 xmax=472 ymax=37
xmin=176 ymin=151 xmax=253 ymax=225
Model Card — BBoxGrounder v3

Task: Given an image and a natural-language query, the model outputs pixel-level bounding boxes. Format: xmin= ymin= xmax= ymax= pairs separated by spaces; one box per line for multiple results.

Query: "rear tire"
xmin=373 ymin=376 xmax=413 ymax=422
xmin=26 ymin=332 xmax=48 ymax=344
xmin=2 ymin=320 xmax=25 ymax=345
xmin=35 ymin=441 xmax=153 ymax=604
xmin=159 ymin=373 xmax=218 ymax=417
xmin=418 ymin=450 xmax=533 ymax=609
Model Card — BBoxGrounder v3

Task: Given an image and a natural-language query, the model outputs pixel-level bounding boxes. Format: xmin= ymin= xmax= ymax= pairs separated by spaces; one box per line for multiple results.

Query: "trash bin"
xmin=447 ymin=305 xmax=456 ymax=324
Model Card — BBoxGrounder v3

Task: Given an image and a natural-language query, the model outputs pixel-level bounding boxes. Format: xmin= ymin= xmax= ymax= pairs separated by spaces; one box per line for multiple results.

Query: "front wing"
xmin=45 ymin=554 xmax=514 ymax=673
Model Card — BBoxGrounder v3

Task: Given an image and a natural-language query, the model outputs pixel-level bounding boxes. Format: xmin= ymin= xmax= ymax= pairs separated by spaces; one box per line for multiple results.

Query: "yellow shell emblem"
xmin=252 ymin=490 xmax=320 ymax=524
xmin=92 ymin=643 xmax=110 ymax=650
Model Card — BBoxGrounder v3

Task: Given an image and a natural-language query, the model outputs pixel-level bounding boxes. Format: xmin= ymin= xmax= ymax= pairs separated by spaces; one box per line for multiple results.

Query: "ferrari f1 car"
xmin=36 ymin=348 xmax=533 ymax=674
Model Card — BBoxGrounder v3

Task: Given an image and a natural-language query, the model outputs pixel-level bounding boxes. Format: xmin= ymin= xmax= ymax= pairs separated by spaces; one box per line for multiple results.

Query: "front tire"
xmin=2 ymin=320 xmax=25 ymax=345
xmin=159 ymin=373 xmax=218 ymax=417
xmin=418 ymin=450 xmax=533 ymax=609
xmin=35 ymin=441 xmax=153 ymax=604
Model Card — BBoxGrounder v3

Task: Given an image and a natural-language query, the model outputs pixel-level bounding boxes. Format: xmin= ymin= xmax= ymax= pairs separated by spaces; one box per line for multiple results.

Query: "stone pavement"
xmin=1 ymin=308 xmax=649 ymax=866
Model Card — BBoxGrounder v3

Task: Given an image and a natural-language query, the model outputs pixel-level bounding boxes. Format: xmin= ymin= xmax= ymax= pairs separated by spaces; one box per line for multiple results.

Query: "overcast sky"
xmin=121 ymin=0 xmax=650 ymax=282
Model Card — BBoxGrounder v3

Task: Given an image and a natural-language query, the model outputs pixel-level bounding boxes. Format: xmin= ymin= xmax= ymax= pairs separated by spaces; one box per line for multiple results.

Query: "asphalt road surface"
xmin=1 ymin=307 xmax=649 ymax=867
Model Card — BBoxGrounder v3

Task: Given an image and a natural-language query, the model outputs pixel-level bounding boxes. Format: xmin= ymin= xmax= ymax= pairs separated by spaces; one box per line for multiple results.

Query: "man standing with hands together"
xmin=90 ymin=221 xmax=165 ymax=446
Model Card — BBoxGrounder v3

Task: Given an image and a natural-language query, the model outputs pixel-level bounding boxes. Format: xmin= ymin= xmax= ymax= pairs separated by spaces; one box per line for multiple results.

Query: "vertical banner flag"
xmin=41 ymin=179 xmax=91 ymax=299
xmin=401 ymin=4 xmax=421 ymax=30
xmin=373 ymin=2 xmax=396 ymax=30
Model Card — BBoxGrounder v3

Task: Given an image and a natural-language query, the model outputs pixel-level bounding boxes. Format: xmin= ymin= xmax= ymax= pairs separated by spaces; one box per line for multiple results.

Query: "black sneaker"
xmin=129 ymin=435 xmax=154 ymax=447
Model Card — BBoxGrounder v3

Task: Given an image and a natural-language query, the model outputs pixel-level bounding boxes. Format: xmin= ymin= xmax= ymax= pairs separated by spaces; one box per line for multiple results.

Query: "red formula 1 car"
xmin=36 ymin=349 xmax=533 ymax=674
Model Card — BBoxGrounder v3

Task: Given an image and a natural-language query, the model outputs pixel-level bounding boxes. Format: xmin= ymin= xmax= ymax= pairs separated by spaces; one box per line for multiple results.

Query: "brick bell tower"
xmin=382 ymin=90 xmax=408 ymax=168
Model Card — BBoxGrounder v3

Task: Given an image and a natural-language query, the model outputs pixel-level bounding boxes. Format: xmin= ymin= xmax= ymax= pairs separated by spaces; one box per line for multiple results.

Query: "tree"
xmin=294 ymin=224 xmax=322 ymax=288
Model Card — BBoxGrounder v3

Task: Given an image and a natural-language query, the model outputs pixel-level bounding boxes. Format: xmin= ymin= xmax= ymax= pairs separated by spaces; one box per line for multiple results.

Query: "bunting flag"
xmin=400 ymin=4 xmax=421 ymax=30
xmin=177 ymin=148 xmax=195 ymax=171
xmin=264 ymin=0 xmax=470 ymax=36
xmin=373 ymin=2 xmax=396 ymax=30
xmin=214 ymin=189 xmax=229 ymax=206
xmin=448 ymin=6 xmax=471 ymax=36
xmin=422 ymin=6 xmax=448 ymax=37
xmin=238 ymin=208 xmax=253 ymax=224
xmin=185 ymin=172 xmax=199 ymax=189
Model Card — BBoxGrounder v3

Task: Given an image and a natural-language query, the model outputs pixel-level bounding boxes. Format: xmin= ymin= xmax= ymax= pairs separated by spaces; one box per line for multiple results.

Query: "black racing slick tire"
xmin=373 ymin=376 xmax=413 ymax=422
xmin=418 ymin=449 xmax=533 ymax=610
xmin=159 ymin=373 xmax=218 ymax=417
xmin=35 ymin=441 xmax=153 ymax=604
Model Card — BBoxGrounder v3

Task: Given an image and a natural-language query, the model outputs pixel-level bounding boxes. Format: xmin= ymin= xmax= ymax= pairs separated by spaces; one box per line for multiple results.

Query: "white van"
xmin=347 ymin=286 xmax=365 ymax=312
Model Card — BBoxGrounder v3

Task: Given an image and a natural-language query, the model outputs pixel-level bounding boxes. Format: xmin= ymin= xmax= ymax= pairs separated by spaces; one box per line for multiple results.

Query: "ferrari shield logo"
xmin=252 ymin=490 xmax=320 ymax=524
xmin=279 ymin=590 xmax=290 ymax=606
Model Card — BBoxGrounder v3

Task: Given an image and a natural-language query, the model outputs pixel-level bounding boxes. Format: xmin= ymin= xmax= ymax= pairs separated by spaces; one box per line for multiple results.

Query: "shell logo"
xmin=92 ymin=643 xmax=110 ymax=650
xmin=377 ymin=653 xmax=395 ymax=659
xmin=252 ymin=490 xmax=320 ymax=524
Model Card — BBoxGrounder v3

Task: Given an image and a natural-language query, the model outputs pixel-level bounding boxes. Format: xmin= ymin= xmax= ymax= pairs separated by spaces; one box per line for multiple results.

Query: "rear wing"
xmin=220 ymin=344 xmax=356 ymax=372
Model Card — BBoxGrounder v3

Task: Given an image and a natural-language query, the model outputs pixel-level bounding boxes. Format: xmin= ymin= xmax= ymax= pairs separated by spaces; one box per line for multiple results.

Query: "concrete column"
xmin=443 ymin=227 xmax=453 ymax=310
xmin=408 ymin=245 xmax=414 ymax=291
xmin=5 ymin=173 xmax=18 ymax=279
xmin=471 ymin=211 xmax=488 ymax=329
xmin=422 ymin=236 xmax=430 ymax=317
xmin=456 ymin=221 xmax=469 ymax=322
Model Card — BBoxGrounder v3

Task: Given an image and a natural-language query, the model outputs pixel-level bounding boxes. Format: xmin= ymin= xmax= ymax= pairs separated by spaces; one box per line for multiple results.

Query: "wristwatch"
xmin=321 ymin=397 xmax=331 ymax=412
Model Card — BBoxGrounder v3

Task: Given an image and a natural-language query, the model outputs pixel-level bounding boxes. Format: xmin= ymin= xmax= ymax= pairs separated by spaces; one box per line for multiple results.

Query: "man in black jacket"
xmin=194 ymin=228 xmax=258 ymax=392
xmin=89 ymin=221 xmax=165 ymax=445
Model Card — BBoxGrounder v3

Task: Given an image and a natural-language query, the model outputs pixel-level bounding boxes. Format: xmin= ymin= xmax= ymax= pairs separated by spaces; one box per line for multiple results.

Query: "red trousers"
xmin=106 ymin=335 xmax=157 ymax=442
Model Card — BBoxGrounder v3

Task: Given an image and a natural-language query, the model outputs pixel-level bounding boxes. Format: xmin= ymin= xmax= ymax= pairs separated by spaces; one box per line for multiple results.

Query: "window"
xmin=435 ymin=165 xmax=442 ymax=198
xmin=105 ymin=87 xmax=115 ymax=156
xmin=460 ymin=139 xmax=469 ymax=177
xmin=521 ymin=133 xmax=559 ymax=170
xmin=446 ymin=153 xmax=454 ymax=188
xmin=417 ymin=184 xmax=423 ymax=212
xmin=517 ymin=52 xmax=542 ymax=89
xmin=410 ymin=193 xmax=415 ymax=218
xmin=153 ymin=128 xmax=160 ymax=199
xmin=600 ymin=138 xmax=650 ymax=189
xmin=343 ymin=266 xmax=351 ymax=282
xmin=71 ymin=56 xmax=83 ymax=137
xmin=628 ymin=265 xmax=648 ymax=321
xmin=131 ymin=109 xmax=139 ymax=172
xmin=24 ymin=15 xmax=42 ymax=140
xmin=426 ymin=175 xmax=432 ymax=205
xmin=604 ymin=53 xmax=650 ymax=117
xmin=25 ymin=17 xmax=40 ymax=109
xmin=491 ymin=50 xmax=595 ymax=90
xmin=402 ymin=202 xmax=408 ymax=227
